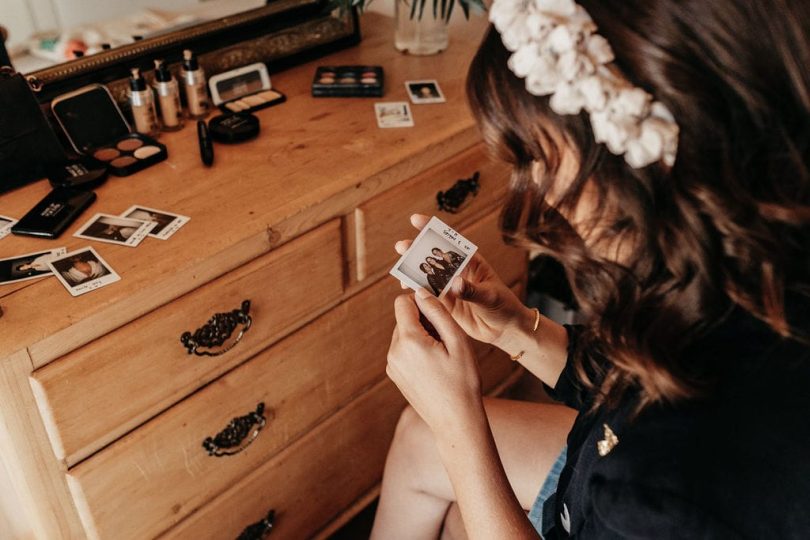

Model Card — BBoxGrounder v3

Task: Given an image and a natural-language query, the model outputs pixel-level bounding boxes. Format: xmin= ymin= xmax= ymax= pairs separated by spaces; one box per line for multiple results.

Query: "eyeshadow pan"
xmin=117 ymin=138 xmax=143 ymax=151
xmin=338 ymin=77 xmax=357 ymax=83
xmin=257 ymin=90 xmax=281 ymax=100
xmin=93 ymin=147 xmax=120 ymax=161
xmin=111 ymin=156 xmax=137 ymax=167
xmin=361 ymin=78 xmax=377 ymax=84
xmin=362 ymin=72 xmax=377 ymax=78
xmin=244 ymin=95 xmax=265 ymax=106
xmin=133 ymin=145 xmax=161 ymax=159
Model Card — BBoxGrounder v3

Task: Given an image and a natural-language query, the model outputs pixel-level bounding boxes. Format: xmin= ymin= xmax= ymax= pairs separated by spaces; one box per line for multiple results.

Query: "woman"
xmin=372 ymin=0 xmax=810 ymax=538
xmin=421 ymin=262 xmax=445 ymax=297
xmin=426 ymin=256 xmax=455 ymax=290
xmin=432 ymin=247 xmax=465 ymax=272
xmin=61 ymin=256 xmax=105 ymax=285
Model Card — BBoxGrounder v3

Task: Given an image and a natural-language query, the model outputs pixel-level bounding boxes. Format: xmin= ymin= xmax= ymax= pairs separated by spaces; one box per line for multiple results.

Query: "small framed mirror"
xmin=1 ymin=0 xmax=359 ymax=102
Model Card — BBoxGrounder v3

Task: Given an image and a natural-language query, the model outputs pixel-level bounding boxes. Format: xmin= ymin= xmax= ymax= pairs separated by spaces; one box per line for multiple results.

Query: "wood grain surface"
xmin=0 ymin=12 xmax=490 ymax=368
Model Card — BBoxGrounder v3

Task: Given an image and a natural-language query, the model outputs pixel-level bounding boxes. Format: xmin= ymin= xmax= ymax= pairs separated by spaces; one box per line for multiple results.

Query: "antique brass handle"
xmin=437 ymin=171 xmax=481 ymax=214
xmin=203 ymin=402 xmax=270 ymax=457
xmin=237 ymin=509 xmax=275 ymax=540
xmin=180 ymin=300 xmax=252 ymax=356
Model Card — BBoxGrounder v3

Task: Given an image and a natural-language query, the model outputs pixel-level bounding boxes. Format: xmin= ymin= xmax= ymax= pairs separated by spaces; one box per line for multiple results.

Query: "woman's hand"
xmin=395 ymin=214 xmax=535 ymax=351
xmin=386 ymin=290 xmax=485 ymax=433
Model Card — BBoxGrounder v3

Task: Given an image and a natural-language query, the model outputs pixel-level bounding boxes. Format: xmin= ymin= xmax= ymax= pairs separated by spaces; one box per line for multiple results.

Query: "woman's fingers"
xmin=410 ymin=214 xmax=430 ymax=230
xmin=415 ymin=289 xmax=465 ymax=350
xmin=450 ymin=276 xmax=500 ymax=308
xmin=394 ymin=239 xmax=412 ymax=255
xmin=393 ymin=294 xmax=423 ymax=337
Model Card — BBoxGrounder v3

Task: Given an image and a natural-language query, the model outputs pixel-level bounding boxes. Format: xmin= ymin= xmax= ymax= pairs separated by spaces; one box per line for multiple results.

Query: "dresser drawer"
xmin=63 ymin=274 xmax=403 ymax=540
xmin=355 ymin=144 xmax=510 ymax=280
xmin=159 ymin=378 xmax=406 ymax=540
xmin=160 ymin=342 xmax=519 ymax=540
xmin=30 ymin=220 xmax=343 ymax=467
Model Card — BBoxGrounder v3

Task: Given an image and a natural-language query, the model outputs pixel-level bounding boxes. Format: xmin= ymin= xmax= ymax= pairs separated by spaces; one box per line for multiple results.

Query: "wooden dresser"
xmin=0 ymin=14 xmax=526 ymax=540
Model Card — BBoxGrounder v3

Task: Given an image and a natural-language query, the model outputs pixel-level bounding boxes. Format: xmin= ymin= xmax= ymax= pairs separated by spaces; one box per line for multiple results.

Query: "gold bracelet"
xmin=510 ymin=307 xmax=541 ymax=362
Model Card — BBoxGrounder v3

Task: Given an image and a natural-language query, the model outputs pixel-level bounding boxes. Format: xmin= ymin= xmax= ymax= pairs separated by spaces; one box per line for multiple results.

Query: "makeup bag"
xmin=0 ymin=67 xmax=67 ymax=193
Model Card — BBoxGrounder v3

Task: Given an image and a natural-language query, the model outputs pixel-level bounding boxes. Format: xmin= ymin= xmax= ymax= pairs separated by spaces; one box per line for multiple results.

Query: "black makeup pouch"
xmin=0 ymin=67 xmax=67 ymax=193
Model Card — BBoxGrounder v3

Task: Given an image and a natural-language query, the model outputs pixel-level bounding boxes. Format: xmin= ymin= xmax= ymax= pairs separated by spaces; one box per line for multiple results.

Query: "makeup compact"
xmin=208 ymin=113 xmax=261 ymax=144
xmin=49 ymin=155 xmax=109 ymax=190
xmin=51 ymin=84 xmax=168 ymax=177
xmin=312 ymin=65 xmax=384 ymax=97
xmin=209 ymin=62 xmax=286 ymax=114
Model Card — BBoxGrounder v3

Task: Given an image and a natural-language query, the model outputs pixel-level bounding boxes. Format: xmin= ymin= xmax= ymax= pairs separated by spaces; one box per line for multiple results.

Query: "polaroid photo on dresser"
xmin=74 ymin=213 xmax=156 ymax=247
xmin=374 ymin=102 xmax=414 ymax=128
xmin=405 ymin=80 xmax=446 ymax=104
xmin=0 ymin=247 xmax=67 ymax=285
xmin=390 ymin=216 xmax=477 ymax=298
xmin=47 ymin=247 xmax=120 ymax=296
xmin=120 ymin=205 xmax=190 ymax=240
xmin=0 ymin=215 xmax=17 ymax=240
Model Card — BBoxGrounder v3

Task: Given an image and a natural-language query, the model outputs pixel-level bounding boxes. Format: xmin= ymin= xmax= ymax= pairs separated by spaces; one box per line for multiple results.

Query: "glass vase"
xmin=394 ymin=0 xmax=450 ymax=55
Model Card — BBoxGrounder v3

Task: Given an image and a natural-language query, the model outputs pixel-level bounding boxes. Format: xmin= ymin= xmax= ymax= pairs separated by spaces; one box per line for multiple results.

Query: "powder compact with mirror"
xmin=209 ymin=62 xmax=286 ymax=114
xmin=51 ymin=84 xmax=168 ymax=177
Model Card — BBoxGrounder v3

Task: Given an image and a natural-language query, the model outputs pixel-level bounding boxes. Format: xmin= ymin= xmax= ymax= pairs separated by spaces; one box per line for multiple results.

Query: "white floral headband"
xmin=489 ymin=0 xmax=679 ymax=169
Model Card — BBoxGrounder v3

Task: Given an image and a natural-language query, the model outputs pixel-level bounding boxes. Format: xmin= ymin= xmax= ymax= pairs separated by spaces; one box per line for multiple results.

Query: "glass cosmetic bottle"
xmin=153 ymin=59 xmax=184 ymax=131
xmin=181 ymin=49 xmax=210 ymax=119
xmin=128 ymin=67 xmax=160 ymax=136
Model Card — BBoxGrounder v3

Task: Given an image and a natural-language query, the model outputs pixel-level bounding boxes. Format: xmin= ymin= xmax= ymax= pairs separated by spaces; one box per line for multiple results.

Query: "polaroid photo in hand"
xmin=120 ymin=205 xmax=190 ymax=240
xmin=375 ymin=102 xmax=415 ymax=128
xmin=0 ymin=248 xmax=67 ymax=285
xmin=74 ymin=213 xmax=156 ymax=247
xmin=390 ymin=216 xmax=477 ymax=297
xmin=0 ymin=215 xmax=17 ymax=240
xmin=405 ymin=80 xmax=446 ymax=104
xmin=47 ymin=247 xmax=120 ymax=296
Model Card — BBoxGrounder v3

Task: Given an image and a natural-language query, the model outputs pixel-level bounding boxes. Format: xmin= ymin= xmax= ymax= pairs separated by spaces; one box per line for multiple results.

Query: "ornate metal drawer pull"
xmin=437 ymin=171 xmax=481 ymax=214
xmin=237 ymin=509 xmax=275 ymax=540
xmin=203 ymin=402 xmax=270 ymax=457
xmin=180 ymin=300 xmax=252 ymax=356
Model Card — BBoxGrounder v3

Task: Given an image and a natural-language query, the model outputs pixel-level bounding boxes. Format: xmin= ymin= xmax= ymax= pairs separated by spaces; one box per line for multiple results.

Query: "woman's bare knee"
xmin=387 ymin=405 xmax=456 ymax=501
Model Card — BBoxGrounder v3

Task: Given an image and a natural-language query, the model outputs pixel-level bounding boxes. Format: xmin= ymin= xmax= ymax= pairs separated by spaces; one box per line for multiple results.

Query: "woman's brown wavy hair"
xmin=468 ymin=0 xmax=810 ymax=409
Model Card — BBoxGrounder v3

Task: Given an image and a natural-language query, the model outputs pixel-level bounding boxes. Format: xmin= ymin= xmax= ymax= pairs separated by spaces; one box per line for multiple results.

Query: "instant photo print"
xmin=0 ymin=248 xmax=66 ymax=285
xmin=390 ymin=216 xmax=477 ymax=297
xmin=0 ymin=215 xmax=17 ymax=240
xmin=47 ymin=247 xmax=121 ymax=296
xmin=121 ymin=205 xmax=190 ymax=240
xmin=74 ymin=213 xmax=156 ymax=247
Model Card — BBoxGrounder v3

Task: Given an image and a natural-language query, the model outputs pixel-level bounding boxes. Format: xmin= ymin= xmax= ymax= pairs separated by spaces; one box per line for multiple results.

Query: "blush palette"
xmin=51 ymin=84 xmax=168 ymax=177
xmin=312 ymin=65 xmax=384 ymax=97
xmin=90 ymin=134 xmax=167 ymax=177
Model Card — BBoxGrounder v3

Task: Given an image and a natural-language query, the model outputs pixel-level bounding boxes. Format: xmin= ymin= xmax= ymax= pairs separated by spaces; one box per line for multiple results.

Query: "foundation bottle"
xmin=128 ymin=67 xmax=160 ymax=136
xmin=181 ymin=49 xmax=210 ymax=119
xmin=153 ymin=59 xmax=184 ymax=131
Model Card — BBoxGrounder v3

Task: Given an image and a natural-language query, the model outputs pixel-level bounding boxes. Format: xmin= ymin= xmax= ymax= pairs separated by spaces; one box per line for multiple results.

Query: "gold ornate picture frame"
xmin=30 ymin=0 xmax=360 ymax=103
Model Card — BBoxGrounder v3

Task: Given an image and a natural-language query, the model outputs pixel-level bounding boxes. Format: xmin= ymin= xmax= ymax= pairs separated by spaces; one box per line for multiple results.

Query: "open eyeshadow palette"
xmin=51 ymin=84 xmax=167 ymax=177
xmin=89 ymin=134 xmax=167 ymax=176
xmin=312 ymin=65 xmax=384 ymax=97
xmin=209 ymin=62 xmax=286 ymax=114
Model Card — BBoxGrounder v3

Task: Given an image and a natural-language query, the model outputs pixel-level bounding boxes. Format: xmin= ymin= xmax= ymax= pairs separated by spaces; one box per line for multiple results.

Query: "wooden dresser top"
xmin=0 ymin=13 xmax=491 ymax=367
